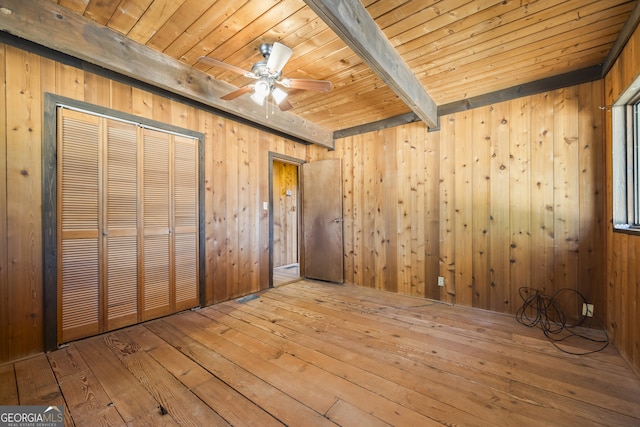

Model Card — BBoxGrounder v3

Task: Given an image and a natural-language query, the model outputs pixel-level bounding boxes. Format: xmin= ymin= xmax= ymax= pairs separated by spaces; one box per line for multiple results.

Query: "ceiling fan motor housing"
xmin=259 ymin=43 xmax=273 ymax=59
xmin=251 ymin=60 xmax=281 ymax=80
xmin=252 ymin=43 xmax=283 ymax=81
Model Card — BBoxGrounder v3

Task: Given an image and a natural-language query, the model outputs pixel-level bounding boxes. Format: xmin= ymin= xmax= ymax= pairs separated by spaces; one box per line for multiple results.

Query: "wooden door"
xmin=302 ymin=158 xmax=344 ymax=283
xmin=173 ymin=135 xmax=199 ymax=312
xmin=141 ymin=130 xmax=200 ymax=318
xmin=105 ymin=120 xmax=139 ymax=330
xmin=58 ymin=110 xmax=101 ymax=342
xmin=141 ymin=129 xmax=172 ymax=320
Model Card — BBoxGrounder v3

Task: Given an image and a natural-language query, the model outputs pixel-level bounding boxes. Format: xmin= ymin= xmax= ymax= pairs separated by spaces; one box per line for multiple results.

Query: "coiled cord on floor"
xmin=515 ymin=287 xmax=609 ymax=355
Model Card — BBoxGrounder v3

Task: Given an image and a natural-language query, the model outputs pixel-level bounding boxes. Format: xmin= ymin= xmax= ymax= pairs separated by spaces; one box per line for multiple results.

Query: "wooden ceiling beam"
xmin=0 ymin=0 xmax=334 ymax=148
xmin=303 ymin=0 xmax=438 ymax=129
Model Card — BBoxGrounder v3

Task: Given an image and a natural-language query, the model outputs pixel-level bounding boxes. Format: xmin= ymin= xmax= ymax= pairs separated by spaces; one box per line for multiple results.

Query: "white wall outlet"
xmin=437 ymin=276 xmax=445 ymax=287
xmin=263 ymin=201 xmax=269 ymax=211
xmin=582 ymin=303 xmax=594 ymax=317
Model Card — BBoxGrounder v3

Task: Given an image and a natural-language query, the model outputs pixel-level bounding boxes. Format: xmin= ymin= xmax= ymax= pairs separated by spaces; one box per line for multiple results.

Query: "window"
xmin=612 ymin=75 xmax=640 ymax=231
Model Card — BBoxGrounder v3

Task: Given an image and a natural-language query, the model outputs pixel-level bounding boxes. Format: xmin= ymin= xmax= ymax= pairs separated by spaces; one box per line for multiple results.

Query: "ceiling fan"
xmin=198 ymin=42 xmax=333 ymax=112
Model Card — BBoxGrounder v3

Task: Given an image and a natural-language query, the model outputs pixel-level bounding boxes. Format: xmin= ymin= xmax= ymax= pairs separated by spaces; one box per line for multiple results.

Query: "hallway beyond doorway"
xmin=273 ymin=263 xmax=300 ymax=287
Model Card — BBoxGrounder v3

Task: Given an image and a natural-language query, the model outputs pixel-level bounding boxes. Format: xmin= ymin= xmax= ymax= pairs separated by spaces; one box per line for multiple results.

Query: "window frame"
xmin=612 ymin=74 xmax=640 ymax=233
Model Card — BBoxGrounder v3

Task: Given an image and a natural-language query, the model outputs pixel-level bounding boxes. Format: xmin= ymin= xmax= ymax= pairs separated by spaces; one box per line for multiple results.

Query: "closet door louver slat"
xmin=60 ymin=239 xmax=99 ymax=341
xmin=174 ymin=136 xmax=199 ymax=310
xmin=105 ymin=120 xmax=138 ymax=329
xmin=59 ymin=111 xmax=100 ymax=342
xmin=107 ymin=236 xmax=138 ymax=328
xmin=175 ymin=233 xmax=198 ymax=309
xmin=142 ymin=129 xmax=171 ymax=319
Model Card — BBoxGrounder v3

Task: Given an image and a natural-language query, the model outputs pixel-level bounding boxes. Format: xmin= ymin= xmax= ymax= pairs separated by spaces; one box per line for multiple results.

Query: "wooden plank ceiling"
xmin=50 ymin=0 xmax=635 ymax=132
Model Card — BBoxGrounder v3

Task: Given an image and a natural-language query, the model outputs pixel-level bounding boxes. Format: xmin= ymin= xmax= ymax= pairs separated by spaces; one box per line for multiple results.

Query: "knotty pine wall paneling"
xmin=471 ymin=106 xmax=491 ymax=309
xmin=309 ymin=125 xmax=442 ymax=298
xmin=0 ymin=42 xmax=307 ymax=363
xmin=0 ymin=44 xmax=8 ymax=363
xmin=396 ymin=127 xmax=412 ymax=296
xmin=488 ymin=101 xmax=512 ymax=312
xmin=5 ymin=46 xmax=44 ymax=361
xmin=552 ymin=86 xmax=580 ymax=304
xmin=208 ymin=113 xmax=228 ymax=303
xmin=248 ymin=127 xmax=262 ymax=298
xmin=577 ymin=83 xmax=605 ymax=314
xmin=311 ymin=80 xmax=605 ymax=319
xmin=423 ymin=127 xmax=441 ymax=301
xmin=341 ymin=134 xmax=355 ymax=288
xmin=453 ymin=110 xmax=473 ymax=307
xmin=439 ymin=115 xmax=456 ymax=299
xmin=604 ymin=22 xmax=640 ymax=374
xmin=225 ymin=121 xmax=240 ymax=301
xmin=260 ymin=130 xmax=272 ymax=297
xmin=509 ymin=97 xmax=532 ymax=307
xmin=0 ymin=39 xmax=616 ymax=367
xmin=530 ymin=91 xmax=556 ymax=303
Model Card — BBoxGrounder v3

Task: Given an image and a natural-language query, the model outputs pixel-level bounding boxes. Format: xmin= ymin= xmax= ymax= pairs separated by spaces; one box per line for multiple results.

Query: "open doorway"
xmin=269 ymin=154 xmax=344 ymax=287
xmin=269 ymin=153 xmax=303 ymax=287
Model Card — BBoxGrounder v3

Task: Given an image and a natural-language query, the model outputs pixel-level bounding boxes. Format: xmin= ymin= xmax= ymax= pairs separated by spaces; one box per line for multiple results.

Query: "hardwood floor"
xmin=2 ymin=280 xmax=640 ymax=426
xmin=273 ymin=263 xmax=301 ymax=287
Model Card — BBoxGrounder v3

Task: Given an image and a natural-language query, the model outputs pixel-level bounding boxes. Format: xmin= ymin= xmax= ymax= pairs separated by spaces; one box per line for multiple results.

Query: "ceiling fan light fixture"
xmin=254 ymin=79 xmax=271 ymax=97
xmin=198 ymin=41 xmax=332 ymax=112
xmin=266 ymin=42 xmax=293 ymax=74
xmin=251 ymin=79 xmax=271 ymax=105
xmin=250 ymin=91 xmax=267 ymax=106
xmin=272 ymin=87 xmax=288 ymax=105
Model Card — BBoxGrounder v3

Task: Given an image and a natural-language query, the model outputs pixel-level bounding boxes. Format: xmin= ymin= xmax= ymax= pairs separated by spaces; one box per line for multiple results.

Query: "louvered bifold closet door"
xmin=58 ymin=109 xmax=101 ymax=343
xmin=105 ymin=120 xmax=138 ymax=330
xmin=142 ymin=129 xmax=172 ymax=320
xmin=174 ymin=135 xmax=199 ymax=311
xmin=58 ymin=108 xmax=199 ymax=343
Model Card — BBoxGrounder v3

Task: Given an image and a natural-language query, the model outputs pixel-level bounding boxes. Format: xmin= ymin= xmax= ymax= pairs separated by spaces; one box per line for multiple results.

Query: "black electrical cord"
xmin=515 ymin=287 xmax=609 ymax=355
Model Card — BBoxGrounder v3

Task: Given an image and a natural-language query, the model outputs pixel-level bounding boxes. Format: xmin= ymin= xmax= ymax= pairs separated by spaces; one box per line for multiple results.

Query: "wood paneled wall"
xmin=310 ymin=80 xmax=605 ymax=318
xmin=0 ymin=43 xmax=307 ymax=363
xmin=309 ymin=125 xmax=441 ymax=299
xmin=0 ymin=40 xmax=622 ymax=370
xmin=604 ymin=23 xmax=640 ymax=374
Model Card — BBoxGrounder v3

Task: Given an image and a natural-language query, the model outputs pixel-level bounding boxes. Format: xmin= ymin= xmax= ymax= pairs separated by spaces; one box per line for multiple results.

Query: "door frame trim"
xmin=42 ymin=93 xmax=205 ymax=351
xmin=268 ymin=152 xmax=305 ymax=288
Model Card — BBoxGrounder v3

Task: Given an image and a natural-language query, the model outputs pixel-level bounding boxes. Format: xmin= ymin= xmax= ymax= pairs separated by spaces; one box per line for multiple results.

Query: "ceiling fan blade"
xmin=266 ymin=42 xmax=293 ymax=74
xmin=221 ymin=85 xmax=254 ymax=100
xmin=278 ymin=98 xmax=294 ymax=111
xmin=198 ymin=56 xmax=256 ymax=78
xmin=280 ymin=78 xmax=333 ymax=93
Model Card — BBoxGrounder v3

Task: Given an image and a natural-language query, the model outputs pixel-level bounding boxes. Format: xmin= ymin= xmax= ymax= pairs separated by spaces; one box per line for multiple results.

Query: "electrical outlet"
xmin=582 ymin=303 xmax=594 ymax=317
xmin=437 ymin=276 xmax=445 ymax=287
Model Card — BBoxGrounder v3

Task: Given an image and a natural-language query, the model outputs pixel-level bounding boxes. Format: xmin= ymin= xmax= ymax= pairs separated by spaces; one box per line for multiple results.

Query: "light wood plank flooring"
xmin=273 ymin=263 xmax=301 ymax=287
xmin=2 ymin=280 xmax=640 ymax=426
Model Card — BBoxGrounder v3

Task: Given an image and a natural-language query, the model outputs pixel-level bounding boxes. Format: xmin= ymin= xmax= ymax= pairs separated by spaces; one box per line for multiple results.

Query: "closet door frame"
xmin=42 ymin=94 xmax=205 ymax=351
